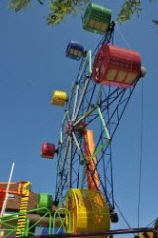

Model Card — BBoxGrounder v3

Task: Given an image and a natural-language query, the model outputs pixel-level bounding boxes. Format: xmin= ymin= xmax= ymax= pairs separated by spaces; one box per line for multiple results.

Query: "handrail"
xmin=14 ymin=227 xmax=158 ymax=238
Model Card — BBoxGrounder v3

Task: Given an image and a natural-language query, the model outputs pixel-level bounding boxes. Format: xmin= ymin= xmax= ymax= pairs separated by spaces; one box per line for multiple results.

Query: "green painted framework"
xmin=0 ymin=207 xmax=70 ymax=237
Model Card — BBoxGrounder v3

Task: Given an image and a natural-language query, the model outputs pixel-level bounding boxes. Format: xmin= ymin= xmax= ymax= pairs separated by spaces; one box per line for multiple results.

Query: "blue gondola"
xmin=66 ymin=41 xmax=84 ymax=61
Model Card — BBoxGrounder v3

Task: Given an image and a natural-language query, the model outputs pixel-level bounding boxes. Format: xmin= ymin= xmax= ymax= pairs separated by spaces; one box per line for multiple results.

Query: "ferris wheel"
xmin=41 ymin=3 xmax=146 ymax=236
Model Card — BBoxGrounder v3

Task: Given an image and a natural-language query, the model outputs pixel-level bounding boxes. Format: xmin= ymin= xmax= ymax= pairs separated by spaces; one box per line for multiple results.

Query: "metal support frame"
xmin=10 ymin=227 xmax=158 ymax=238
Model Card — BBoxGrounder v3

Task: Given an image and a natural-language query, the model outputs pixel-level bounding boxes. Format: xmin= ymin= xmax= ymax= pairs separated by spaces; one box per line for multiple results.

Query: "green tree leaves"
xmin=152 ymin=19 xmax=158 ymax=25
xmin=116 ymin=0 xmax=142 ymax=23
xmin=8 ymin=0 xmax=157 ymax=28
xmin=47 ymin=0 xmax=90 ymax=25
xmin=8 ymin=0 xmax=31 ymax=12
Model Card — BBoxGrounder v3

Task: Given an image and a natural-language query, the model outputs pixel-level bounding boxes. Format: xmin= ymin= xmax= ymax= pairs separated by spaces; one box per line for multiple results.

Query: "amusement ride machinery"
xmin=1 ymin=3 xmax=157 ymax=238
xmin=41 ymin=2 xmax=151 ymax=238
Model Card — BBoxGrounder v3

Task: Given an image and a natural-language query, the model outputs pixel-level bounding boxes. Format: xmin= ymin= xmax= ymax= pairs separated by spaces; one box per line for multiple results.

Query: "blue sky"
xmin=1 ymin=0 xmax=158 ymax=234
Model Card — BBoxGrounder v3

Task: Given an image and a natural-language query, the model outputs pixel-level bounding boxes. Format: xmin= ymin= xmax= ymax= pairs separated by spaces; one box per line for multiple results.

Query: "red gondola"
xmin=92 ymin=44 xmax=141 ymax=88
xmin=41 ymin=142 xmax=56 ymax=159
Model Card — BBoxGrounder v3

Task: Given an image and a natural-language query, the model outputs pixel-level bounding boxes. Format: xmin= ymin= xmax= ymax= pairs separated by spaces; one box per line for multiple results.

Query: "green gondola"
xmin=82 ymin=3 xmax=112 ymax=35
